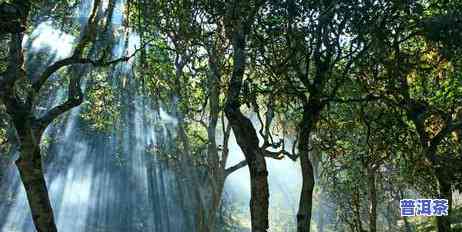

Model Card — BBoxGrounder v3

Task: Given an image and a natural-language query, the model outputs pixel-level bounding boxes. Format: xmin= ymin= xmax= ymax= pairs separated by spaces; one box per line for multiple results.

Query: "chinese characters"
xmin=400 ymin=199 xmax=449 ymax=217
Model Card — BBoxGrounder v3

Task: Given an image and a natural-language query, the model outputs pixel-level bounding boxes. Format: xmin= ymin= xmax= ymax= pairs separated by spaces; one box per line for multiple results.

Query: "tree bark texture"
xmin=367 ymin=167 xmax=377 ymax=232
xmin=297 ymin=102 xmax=323 ymax=232
xmin=436 ymin=174 xmax=452 ymax=232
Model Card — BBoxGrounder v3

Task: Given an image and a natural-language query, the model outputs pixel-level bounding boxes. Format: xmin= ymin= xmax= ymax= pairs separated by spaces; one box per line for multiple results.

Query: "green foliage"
xmin=3 ymin=0 xmax=460 ymax=230
xmin=0 ymin=106 xmax=10 ymax=155
xmin=81 ymin=73 xmax=120 ymax=132
xmin=0 ymin=127 xmax=8 ymax=154
xmin=39 ymin=134 xmax=53 ymax=157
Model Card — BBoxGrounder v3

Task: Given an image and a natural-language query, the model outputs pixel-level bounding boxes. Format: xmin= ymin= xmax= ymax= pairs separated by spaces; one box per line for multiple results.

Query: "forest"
xmin=0 ymin=0 xmax=461 ymax=231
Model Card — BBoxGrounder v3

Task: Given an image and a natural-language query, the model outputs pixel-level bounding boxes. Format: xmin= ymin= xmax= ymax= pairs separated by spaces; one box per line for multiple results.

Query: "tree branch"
xmin=220 ymin=115 xmax=232 ymax=169
xmin=36 ymin=73 xmax=83 ymax=130
xmin=32 ymin=48 xmax=140 ymax=92
xmin=224 ymin=159 xmax=247 ymax=177
xmin=263 ymin=149 xmax=298 ymax=161
xmin=35 ymin=50 xmax=140 ymax=129
xmin=322 ymin=94 xmax=383 ymax=104
xmin=428 ymin=120 xmax=462 ymax=160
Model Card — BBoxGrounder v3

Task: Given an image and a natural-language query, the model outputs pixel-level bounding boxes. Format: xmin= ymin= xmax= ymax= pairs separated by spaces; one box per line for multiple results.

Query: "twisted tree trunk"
xmin=223 ymin=3 xmax=269 ymax=230
xmin=225 ymin=105 xmax=270 ymax=232
xmin=1 ymin=1 xmax=58 ymax=228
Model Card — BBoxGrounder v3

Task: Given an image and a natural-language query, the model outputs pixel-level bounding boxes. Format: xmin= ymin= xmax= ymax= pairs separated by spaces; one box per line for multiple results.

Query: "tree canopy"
xmin=0 ymin=0 xmax=461 ymax=232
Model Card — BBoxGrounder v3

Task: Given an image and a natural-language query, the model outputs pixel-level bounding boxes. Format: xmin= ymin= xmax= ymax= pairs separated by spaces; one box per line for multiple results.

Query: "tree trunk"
xmin=16 ymin=137 xmax=57 ymax=232
xmin=317 ymin=184 xmax=325 ymax=232
xmin=4 ymin=95 xmax=59 ymax=232
xmin=399 ymin=189 xmax=413 ymax=232
xmin=195 ymin=174 xmax=225 ymax=232
xmin=317 ymin=203 xmax=325 ymax=232
xmin=224 ymin=7 xmax=269 ymax=229
xmin=403 ymin=216 xmax=412 ymax=232
xmin=226 ymin=107 xmax=270 ymax=232
xmin=436 ymin=175 xmax=452 ymax=232
xmin=367 ymin=167 xmax=377 ymax=232
xmin=204 ymin=52 xmax=223 ymax=232
xmin=204 ymin=167 xmax=227 ymax=232
xmin=249 ymin=154 xmax=270 ymax=232
xmin=297 ymin=103 xmax=323 ymax=232
xmin=352 ymin=187 xmax=364 ymax=232
xmin=297 ymin=146 xmax=314 ymax=232
xmin=177 ymin=120 xmax=207 ymax=232
xmin=206 ymin=180 xmax=224 ymax=232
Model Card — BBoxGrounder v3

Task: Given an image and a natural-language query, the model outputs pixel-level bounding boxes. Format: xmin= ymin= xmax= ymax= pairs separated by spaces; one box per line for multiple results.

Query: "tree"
xmin=0 ymin=1 xmax=137 ymax=231
xmin=221 ymin=1 xmax=274 ymax=231
xmin=353 ymin=1 xmax=462 ymax=230
xmin=253 ymin=1 xmax=368 ymax=230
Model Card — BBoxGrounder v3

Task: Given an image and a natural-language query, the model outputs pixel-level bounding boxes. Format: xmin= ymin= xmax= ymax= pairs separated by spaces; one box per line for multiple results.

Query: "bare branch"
xmin=263 ymin=150 xmax=284 ymax=159
xmin=224 ymin=159 xmax=247 ymax=177
xmin=322 ymin=94 xmax=383 ymax=104
xmin=263 ymin=149 xmax=298 ymax=161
